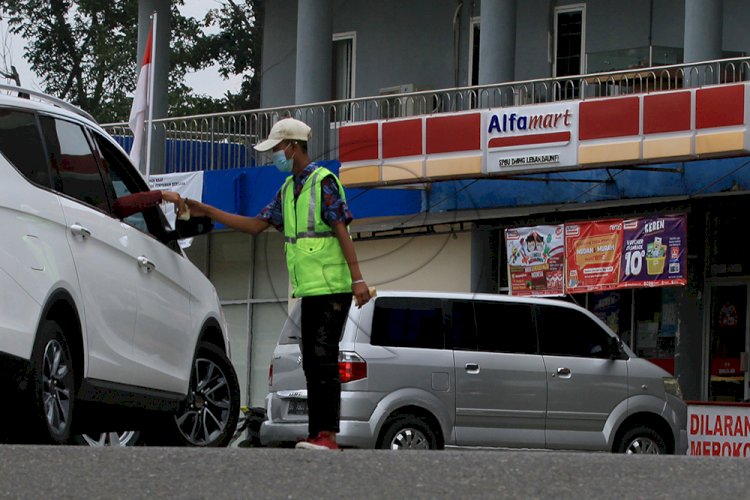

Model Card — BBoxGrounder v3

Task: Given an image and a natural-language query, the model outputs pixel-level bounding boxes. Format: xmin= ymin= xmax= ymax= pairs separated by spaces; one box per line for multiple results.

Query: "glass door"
xmin=706 ymin=284 xmax=749 ymax=402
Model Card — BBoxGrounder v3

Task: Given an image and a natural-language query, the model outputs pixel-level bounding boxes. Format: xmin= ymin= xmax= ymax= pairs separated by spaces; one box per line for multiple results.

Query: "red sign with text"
xmin=565 ymin=220 xmax=623 ymax=294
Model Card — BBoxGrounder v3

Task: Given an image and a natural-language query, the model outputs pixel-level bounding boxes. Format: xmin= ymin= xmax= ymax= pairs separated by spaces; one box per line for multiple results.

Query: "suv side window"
xmin=92 ymin=131 xmax=179 ymax=252
xmin=371 ymin=297 xmax=444 ymax=349
xmin=536 ymin=304 xmax=613 ymax=358
xmin=40 ymin=115 xmax=109 ymax=211
xmin=450 ymin=300 xmax=537 ymax=354
xmin=91 ymin=132 xmax=148 ymax=232
xmin=0 ymin=109 xmax=51 ymax=187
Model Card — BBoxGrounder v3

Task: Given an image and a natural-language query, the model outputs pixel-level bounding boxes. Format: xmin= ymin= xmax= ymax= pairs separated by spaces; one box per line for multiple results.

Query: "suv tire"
xmin=616 ymin=424 xmax=667 ymax=454
xmin=31 ymin=319 xmax=77 ymax=444
xmin=379 ymin=415 xmax=438 ymax=450
xmin=167 ymin=342 xmax=240 ymax=447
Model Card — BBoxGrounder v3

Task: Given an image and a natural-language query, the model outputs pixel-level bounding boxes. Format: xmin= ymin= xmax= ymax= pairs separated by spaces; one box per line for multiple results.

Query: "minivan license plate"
xmin=288 ymin=399 xmax=308 ymax=415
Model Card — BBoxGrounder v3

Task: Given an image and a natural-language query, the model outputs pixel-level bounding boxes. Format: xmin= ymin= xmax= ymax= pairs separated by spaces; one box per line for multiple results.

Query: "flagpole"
xmin=144 ymin=12 xmax=157 ymax=180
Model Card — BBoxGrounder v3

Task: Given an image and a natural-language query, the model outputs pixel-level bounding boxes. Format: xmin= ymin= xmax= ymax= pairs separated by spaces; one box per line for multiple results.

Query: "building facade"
xmin=113 ymin=0 xmax=750 ymax=408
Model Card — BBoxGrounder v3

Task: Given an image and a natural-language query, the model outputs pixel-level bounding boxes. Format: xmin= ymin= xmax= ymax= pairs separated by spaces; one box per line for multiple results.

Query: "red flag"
xmin=129 ymin=20 xmax=154 ymax=172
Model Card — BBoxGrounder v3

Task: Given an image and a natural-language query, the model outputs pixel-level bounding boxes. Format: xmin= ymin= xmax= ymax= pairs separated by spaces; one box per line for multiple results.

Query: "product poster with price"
xmin=505 ymin=225 xmax=565 ymax=296
xmin=619 ymin=215 xmax=687 ymax=287
xmin=564 ymin=220 xmax=623 ymax=294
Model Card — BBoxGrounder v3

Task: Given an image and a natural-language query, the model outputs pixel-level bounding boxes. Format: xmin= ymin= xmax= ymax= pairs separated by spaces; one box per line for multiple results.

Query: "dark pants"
xmin=300 ymin=292 xmax=352 ymax=438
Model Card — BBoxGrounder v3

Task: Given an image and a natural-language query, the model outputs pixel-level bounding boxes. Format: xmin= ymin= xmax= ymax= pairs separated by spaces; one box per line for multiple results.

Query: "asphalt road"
xmin=0 ymin=445 xmax=747 ymax=499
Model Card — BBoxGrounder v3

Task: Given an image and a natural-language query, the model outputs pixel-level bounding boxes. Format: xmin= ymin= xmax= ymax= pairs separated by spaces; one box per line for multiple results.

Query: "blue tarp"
xmin=202 ymin=161 xmax=423 ymax=228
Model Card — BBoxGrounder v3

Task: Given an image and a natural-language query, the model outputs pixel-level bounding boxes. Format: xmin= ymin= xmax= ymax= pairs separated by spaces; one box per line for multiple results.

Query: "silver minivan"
xmin=261 ymin=291 xmax=687 ymax=454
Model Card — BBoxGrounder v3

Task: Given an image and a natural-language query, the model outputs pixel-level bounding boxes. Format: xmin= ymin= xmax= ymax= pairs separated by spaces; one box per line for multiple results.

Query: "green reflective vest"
xmin=282 ymin=166 xmax=352 ymax=297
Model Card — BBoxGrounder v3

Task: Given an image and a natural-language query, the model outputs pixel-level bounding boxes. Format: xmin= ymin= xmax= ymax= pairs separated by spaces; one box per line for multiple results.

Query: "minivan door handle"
xmin=69 ymin=223 xmax=91 ymax=240
xmin=137 ymin=255 xmax=156 ymax=273
xmin=465 ymin=363 xmax=480 ymax=374
xmin=556 ymin=367 xmax=571 ymax=378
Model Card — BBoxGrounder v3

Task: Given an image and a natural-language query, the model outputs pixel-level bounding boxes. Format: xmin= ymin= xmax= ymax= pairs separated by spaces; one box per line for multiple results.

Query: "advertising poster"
xmin=619 ymin=215 xmax=687 ymax=287
xmin=505 ymin=225 xmax=565 ymax=296
xmin=565 ymin=220 xmax=623 ymax=294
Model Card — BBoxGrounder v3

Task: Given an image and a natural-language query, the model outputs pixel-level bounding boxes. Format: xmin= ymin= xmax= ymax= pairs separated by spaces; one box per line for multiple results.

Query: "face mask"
xmin=272 ymin=145 xmax=293 ymax=172
xmin=272 ymin=150 xmax=293 ymax=172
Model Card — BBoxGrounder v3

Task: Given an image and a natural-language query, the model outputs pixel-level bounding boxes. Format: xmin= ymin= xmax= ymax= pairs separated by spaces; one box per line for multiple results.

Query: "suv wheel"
xmin=74 ymin=431 xmax=141 ymax=447
xmin=171 ymin=342 xmax=240 ymax=447
xmin=380 ymin=415 xmax=438 ymax=450
xmin=616 ymin=425 xmax=667 ymax=454
xmin=32 ymin=320 xmax=77 ymax=444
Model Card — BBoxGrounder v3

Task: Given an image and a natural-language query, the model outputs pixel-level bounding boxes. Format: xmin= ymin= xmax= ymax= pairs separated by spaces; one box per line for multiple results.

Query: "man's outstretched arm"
xmin=184 ymin=199 xmax=271 ymax=235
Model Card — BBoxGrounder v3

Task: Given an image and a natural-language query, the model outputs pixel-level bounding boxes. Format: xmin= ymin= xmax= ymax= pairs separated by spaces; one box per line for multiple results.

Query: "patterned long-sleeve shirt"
xmin=257 ymin=163 xmax=353 ymax=232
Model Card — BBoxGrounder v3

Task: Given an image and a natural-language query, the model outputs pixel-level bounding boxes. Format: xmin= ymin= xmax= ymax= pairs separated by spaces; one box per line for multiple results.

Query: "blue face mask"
xmin=272 ymin=146 xmax=293 ymax=172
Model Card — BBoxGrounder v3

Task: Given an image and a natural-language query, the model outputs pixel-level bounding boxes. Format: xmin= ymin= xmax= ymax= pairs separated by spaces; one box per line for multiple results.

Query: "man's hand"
xmin=185 ymin=198 xmax=210 ymax=217
xmin=352 ymin=280 xmax=371 ymax=308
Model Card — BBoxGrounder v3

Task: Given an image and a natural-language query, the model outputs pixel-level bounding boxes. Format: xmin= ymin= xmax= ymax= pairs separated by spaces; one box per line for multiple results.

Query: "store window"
xmin=707 ymin=284 xmax=747 ymax=402
xmin=588 ymin=290 xmax=633 ymax=347
xmin=584 ymin=287 xmax=677 ymax=374
xmin=633 ymin=288 xmax=677 ymax=374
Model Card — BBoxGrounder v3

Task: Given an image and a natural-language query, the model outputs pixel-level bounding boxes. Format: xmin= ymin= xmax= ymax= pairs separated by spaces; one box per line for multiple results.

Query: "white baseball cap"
xmin=254 ymin=118 xmax=312 ymax=152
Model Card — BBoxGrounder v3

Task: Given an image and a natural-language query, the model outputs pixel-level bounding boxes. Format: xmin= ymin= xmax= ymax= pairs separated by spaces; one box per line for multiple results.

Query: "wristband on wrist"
xmin=352 ymin=279 xmax=365 ymax=285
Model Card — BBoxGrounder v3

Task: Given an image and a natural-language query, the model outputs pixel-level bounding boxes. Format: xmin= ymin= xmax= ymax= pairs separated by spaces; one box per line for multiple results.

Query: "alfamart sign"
xmin=485 ymin=104 xmax=577 ymax=174
xmin=337 ymin=83 xmax=750 ymax=187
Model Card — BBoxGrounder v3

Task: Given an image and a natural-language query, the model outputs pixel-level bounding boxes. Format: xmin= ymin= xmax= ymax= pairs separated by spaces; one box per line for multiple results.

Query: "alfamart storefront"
xmin=334 ymin=82 xmax=750 ymax=456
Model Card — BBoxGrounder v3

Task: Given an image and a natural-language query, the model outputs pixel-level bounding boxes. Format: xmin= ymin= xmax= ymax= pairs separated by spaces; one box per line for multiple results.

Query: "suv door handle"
xmin=556 ymin=367 xmax=571 ymax=377
xmin=137 ymin=255 xmax=156 ymax=273
xmin=465 ymin=363 xmax=480 ymax=374
xmin=69 ymin=223 xmax=91 ymax=239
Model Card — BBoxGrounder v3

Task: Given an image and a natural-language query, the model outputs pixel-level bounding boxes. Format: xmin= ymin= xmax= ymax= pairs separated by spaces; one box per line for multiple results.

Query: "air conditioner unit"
xmin=378 ymin=83 xmax=416 ymax=119
xmin=379 ymin=83 xmax=415 ymax=95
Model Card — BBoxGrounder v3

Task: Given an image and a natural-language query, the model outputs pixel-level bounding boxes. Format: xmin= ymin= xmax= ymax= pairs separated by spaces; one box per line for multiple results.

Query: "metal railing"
xmin=101 ymin=57 xmax=750 ymax=173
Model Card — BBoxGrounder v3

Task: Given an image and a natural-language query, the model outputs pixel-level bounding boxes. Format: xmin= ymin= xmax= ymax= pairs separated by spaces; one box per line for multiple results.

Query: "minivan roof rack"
xmin=0 ymin=82 xmax=96 ymax=122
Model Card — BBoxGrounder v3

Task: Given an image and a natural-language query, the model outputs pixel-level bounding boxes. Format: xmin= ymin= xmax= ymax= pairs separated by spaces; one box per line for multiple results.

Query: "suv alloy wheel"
xmin=171 ymin=343 xmax=240 ymax=447
xmin=32 ymin=320 xmax=77 ymax=444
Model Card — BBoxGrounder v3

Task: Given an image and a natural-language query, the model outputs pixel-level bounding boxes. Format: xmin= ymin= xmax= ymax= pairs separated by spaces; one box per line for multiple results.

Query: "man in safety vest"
xmin=184 ymin=118 xmax=371 ymax=450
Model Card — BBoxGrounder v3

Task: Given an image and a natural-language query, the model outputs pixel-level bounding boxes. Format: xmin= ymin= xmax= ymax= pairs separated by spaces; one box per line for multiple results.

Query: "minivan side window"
xmin=40 ymin=116 xmax=109 ymax=211
xmin=450 ymin=300 xmax=537 ymax=354
xmin=371 ymin=297 xmax=444 ymax=349
xmin=536 ymin=304 xmax=613 ymax=358
xmin=0 ymin=109 xmax=51 ymax=187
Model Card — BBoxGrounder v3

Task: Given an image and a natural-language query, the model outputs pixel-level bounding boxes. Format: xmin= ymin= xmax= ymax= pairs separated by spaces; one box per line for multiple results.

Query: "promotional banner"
xmin=564 ymin=220 xmax=623 ymax=294
xmin=148 ymin=171 xmax=204 ymax=248
xmin=505 ymin=225 xmax=565 ymax=296
xmin=619 ymin=215 xmax=687 ymax=287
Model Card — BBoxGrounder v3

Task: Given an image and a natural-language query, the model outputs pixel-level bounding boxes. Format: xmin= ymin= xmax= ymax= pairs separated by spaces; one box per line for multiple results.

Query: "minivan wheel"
xmin=616 ymin=425 xmax=667 ymax=454
xmin=32 ymin=320 xmax=77 ymax=444
xmin=380 ymin=416 xmax=438 ymax=450
xmin=170 ymin=342 xmax=240 ymax=447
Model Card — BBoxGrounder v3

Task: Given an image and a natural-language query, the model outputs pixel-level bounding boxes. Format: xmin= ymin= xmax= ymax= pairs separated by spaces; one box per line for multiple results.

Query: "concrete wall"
xmin=356 ymin=231 xmax=473 ymax=292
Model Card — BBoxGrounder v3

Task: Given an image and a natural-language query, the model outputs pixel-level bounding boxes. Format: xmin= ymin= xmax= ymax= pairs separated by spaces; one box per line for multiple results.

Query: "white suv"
xmin=0 ymin=85 xmax=239 ymax=446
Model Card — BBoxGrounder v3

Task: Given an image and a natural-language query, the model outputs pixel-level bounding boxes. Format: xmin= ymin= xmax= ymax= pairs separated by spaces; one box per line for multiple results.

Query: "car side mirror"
xmin=165 ymin=216 xmax=214 ymax=241
xmin=608 ymin=336 xmax=623 ymax=360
